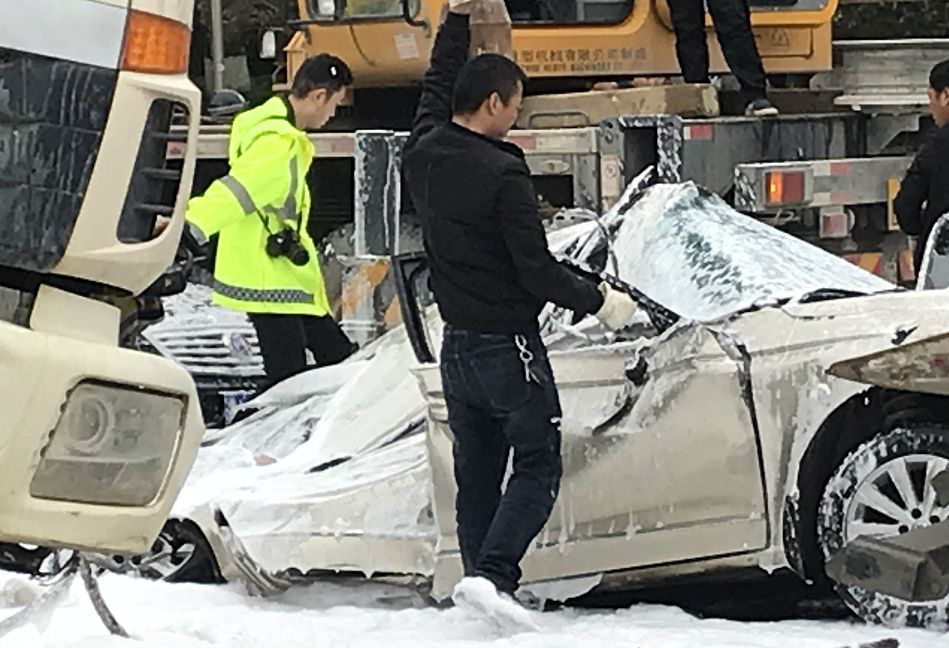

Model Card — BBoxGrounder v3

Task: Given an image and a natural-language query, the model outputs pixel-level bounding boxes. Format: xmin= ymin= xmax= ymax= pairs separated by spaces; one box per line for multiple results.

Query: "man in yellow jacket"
xmin=186 ymin=55 xmax=357 ymax=386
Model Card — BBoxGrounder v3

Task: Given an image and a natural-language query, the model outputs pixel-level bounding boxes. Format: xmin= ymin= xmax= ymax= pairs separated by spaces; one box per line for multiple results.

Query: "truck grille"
xmin=117 ymin=99 xmax=188 ymax=243
xmin=0 ymin=49 xmax=118 ymax=272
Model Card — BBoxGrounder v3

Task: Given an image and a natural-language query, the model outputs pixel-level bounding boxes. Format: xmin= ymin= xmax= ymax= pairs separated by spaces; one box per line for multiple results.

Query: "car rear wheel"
xmin=817 ymin=425 xmax=949 ymax=627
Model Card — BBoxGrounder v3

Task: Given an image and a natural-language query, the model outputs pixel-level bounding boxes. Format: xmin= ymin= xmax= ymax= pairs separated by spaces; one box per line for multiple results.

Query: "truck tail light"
xmin=766 ymin=170 xmax=806 ymax=206
xmin=121 ymin=10 xmax=191 ymax=74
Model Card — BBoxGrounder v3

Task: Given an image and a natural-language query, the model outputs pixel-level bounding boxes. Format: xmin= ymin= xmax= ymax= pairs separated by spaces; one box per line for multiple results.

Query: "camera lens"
xmin=289 ymin=246 xmax=310 ymax=266
xmin=266 ymin=232 xmax=285 ymax=258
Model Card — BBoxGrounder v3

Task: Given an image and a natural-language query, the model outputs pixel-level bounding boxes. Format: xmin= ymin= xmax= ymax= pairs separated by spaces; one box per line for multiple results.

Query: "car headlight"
xmin=30 ymin=381 xmax=186 ymax=506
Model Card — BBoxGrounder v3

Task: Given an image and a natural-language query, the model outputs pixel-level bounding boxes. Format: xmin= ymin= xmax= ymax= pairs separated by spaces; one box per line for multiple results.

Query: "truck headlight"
xmin=30 ymin=381 xmax=186 ymax=506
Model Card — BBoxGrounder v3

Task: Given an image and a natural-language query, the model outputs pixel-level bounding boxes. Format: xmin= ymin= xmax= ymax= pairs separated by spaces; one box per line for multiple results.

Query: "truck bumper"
xmin=0 ymin=286 xmax=204 ymax=555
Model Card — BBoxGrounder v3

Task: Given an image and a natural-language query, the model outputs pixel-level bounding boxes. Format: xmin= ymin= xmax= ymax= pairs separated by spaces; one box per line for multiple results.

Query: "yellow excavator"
xmin=282 ymin=0 xmax=837 ymax=91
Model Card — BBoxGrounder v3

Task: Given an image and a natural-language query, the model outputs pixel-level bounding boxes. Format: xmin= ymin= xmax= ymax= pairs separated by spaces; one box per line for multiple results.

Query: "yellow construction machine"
xmin=284 ymin=0 xmax=837 ymax=90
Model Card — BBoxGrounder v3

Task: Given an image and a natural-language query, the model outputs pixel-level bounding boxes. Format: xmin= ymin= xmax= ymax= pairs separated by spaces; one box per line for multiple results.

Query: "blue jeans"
xmin=440 ymin=326 xmax=563 ymax=594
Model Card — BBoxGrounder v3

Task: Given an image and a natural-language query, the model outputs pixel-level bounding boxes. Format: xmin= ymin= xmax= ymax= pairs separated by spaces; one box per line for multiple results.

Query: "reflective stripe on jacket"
xmin=186 ymin=96 xmax=330 ymax=316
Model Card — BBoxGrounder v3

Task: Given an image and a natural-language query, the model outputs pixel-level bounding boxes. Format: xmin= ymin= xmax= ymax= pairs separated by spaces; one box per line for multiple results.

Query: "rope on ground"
xmin=78 ymin=554 xmax=129 ymax=638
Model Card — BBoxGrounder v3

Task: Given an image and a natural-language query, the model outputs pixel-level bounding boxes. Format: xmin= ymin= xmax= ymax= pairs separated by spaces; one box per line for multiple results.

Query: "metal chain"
xmin=514 ymin=334 xmax=535 ymax=383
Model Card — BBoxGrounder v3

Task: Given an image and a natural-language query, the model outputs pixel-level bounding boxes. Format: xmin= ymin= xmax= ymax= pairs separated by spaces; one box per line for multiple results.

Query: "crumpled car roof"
xmin=553 ymin=180 xmax=893 ymax=323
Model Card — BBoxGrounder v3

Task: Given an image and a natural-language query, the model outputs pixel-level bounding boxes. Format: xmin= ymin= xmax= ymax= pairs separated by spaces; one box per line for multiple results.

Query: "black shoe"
xmin=745 ymin=97 xmax=779 ymax=117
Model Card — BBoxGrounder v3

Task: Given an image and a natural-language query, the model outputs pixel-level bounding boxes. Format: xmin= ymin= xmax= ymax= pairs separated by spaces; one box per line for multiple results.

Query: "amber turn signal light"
xmin=765 ymin=170 xmax=806 ymax=206
xmin=121 ymin=10 xmax=190 ymax=74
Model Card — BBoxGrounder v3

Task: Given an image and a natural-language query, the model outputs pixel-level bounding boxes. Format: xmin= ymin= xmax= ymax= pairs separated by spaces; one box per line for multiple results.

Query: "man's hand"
xmin=153 ymin=216 xmax=172 ymax=238
xmin=448 ymin=0 xmax=479 ymax=15
xmin=595 ymin=282 xmax=638 ymax=330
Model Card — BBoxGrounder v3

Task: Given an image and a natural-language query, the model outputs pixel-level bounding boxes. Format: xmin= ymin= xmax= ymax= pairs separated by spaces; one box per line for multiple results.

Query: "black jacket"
xmin=894 ymin=124 xmax=949 ymax=272
xmin=402 ymin=13 xmax=603 ymax=334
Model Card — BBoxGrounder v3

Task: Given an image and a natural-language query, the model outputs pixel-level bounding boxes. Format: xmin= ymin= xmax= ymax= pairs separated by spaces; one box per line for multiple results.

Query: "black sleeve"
xmin=497 ymin=164 xmax=605 ymax=316
xmin=894 ymin=138 xmax=935 ymax=236
xmin=404 ymin=12 xmax=470 ymax=155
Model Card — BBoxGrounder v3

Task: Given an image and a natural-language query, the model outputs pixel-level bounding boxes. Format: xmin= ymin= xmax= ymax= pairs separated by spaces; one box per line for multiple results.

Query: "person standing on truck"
xmin=182 ymin=55 xmax=358 ymax=387
xmin=667 ymin=0 xmax=778 ymax=117
xmin=894 ymin=59 xmax=949 ymax=275
xmin=402 ymin=1 xmax=638 ymax=623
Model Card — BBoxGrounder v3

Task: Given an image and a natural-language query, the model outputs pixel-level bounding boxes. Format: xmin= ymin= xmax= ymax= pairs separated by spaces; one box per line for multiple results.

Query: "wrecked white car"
xmin=141 ymin=180 xmax=949 ymax=629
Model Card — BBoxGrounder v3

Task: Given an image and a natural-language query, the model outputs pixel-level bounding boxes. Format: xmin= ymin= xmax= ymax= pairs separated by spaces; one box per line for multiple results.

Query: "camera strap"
xmin=254 ymin=209 xmax=276 ymax=235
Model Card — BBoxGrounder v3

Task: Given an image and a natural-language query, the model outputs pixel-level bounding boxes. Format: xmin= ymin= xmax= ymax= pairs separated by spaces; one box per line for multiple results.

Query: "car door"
xmin=395 ymin=254 xmax=769 ymax=592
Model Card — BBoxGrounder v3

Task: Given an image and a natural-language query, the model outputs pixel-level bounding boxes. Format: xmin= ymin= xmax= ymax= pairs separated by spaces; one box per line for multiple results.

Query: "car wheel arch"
xmin=783 ymin=387 xmax=949 ymax=584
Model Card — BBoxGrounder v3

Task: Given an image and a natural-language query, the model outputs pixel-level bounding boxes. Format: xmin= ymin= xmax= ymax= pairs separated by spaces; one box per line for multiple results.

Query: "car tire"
xmin=133 ymin=519 xmax=223 ymax=584
xmin=817 ymin=424 xmax=949 ymax=627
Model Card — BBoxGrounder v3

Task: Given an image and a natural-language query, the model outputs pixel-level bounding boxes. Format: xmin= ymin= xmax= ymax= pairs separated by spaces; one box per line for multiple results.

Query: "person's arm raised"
xmin=404 ymin=5 xmax=472 ymax=152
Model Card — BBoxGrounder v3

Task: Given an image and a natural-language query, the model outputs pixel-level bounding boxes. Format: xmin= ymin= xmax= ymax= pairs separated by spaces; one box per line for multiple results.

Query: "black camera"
xmin=266 ymin=229 xmax=310 ymax=266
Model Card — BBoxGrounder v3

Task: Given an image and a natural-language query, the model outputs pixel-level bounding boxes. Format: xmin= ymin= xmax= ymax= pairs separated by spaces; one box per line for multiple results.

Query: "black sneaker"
xmin=745 ymin=97 xmax=779 ymax=116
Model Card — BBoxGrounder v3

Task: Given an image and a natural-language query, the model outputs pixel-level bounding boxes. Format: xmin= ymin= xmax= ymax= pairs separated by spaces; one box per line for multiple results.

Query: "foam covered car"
xmin=145 ymin=180 xmax=949 ymax=628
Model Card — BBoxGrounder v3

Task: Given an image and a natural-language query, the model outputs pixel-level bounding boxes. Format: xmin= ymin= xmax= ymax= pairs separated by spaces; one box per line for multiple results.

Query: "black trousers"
xmin=249 ymin=313 xmax=356 ymax=387
xmin=440 ymin=327 xmax=563 ymax=594
xmin=667 ymin=0 xmax=768 ymax=102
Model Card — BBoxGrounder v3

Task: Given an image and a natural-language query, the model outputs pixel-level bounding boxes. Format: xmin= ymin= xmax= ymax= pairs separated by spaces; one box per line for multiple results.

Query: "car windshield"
xmin=550 ymin=181 xmax=895 ymax=323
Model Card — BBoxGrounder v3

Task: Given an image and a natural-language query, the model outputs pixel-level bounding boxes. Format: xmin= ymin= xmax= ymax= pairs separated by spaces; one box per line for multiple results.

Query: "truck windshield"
xmin=312 ymin=0 xmax=636 ymax=24
xmin=307 ymin=0 xmax=823 ymax=23
xmin=747 ymin=0 xmax=828 ymax=7
xmin=308 ymin=0 xmax=419 ymax=20
xmin=507 ymin=0 xmax=634 ymax=25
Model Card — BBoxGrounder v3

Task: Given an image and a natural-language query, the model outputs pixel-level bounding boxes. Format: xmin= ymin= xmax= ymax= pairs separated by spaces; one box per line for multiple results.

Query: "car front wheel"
xmin=817 ymin=425 xmax=949 ymax=627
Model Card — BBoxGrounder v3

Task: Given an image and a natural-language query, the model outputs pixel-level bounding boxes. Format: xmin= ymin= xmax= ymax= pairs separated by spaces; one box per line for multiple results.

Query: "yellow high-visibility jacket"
xmin=186 ymin=96 xmax=330 ymax=316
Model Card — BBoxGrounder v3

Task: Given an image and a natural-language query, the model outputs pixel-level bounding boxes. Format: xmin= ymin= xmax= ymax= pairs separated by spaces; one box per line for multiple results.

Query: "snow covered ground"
xmin=1 ymin=572 xmax=945 ymax=648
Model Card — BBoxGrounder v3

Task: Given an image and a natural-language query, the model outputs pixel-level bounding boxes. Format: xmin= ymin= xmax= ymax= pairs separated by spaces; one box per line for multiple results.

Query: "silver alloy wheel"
xmin=818 ymin=426 xmax=949 ymax=628
xmin=843 ymin=454 xmax=949 ymax=543
xmin=134 ymin=532 xmax=197 ymax=580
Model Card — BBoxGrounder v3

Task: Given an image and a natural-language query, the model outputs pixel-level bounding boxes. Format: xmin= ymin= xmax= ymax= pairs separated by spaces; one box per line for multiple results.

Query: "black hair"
xmin=452 ymin=54 xmax=527 ymax=116
xmin=291 ymin=53 xmax=354 ymax=97
xmin=931 ymin=60 xmax=949 ymax=93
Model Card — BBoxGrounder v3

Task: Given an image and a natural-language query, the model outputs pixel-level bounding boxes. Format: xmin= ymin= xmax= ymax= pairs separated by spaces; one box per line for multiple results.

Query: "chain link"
xmin=514 ymin=334 xmax=535 ymax=383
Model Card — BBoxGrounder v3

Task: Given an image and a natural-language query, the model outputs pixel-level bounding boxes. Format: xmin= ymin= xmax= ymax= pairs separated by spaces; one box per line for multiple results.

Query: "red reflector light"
xmin=765 ymin=171 xmax=806 ymax=206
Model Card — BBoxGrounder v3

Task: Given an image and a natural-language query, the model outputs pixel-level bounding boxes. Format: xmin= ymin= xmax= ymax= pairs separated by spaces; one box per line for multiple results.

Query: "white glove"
xmin=594 ymin=282 xmax=638 ymax=330
xmin=448 ymin=0 xmax=479 ymax=14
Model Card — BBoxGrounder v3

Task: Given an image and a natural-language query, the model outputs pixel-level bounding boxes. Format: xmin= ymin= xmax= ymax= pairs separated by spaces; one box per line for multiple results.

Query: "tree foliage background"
xmin=834 ymin=0 xmax=949 ymax=38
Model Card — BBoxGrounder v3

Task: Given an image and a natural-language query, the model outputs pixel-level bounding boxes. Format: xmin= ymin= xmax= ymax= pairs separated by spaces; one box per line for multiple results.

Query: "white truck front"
xmin=0 ymin=0 xmax=203 ymax=555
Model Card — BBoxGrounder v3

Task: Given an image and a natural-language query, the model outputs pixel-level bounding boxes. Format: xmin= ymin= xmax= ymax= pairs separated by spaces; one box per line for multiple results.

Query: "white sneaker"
xmin=745 ymin=97 xmax=779 ymax=117
xmin=452 ymin=576 xmax=539 ymax=633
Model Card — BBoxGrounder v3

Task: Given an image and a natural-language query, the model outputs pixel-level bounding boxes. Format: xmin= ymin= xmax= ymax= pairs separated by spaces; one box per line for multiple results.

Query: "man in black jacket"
xmin=403 ymin=1 xmax=637 ymax=620
xmin=895 ymin=59 xmax=949 ymax=276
